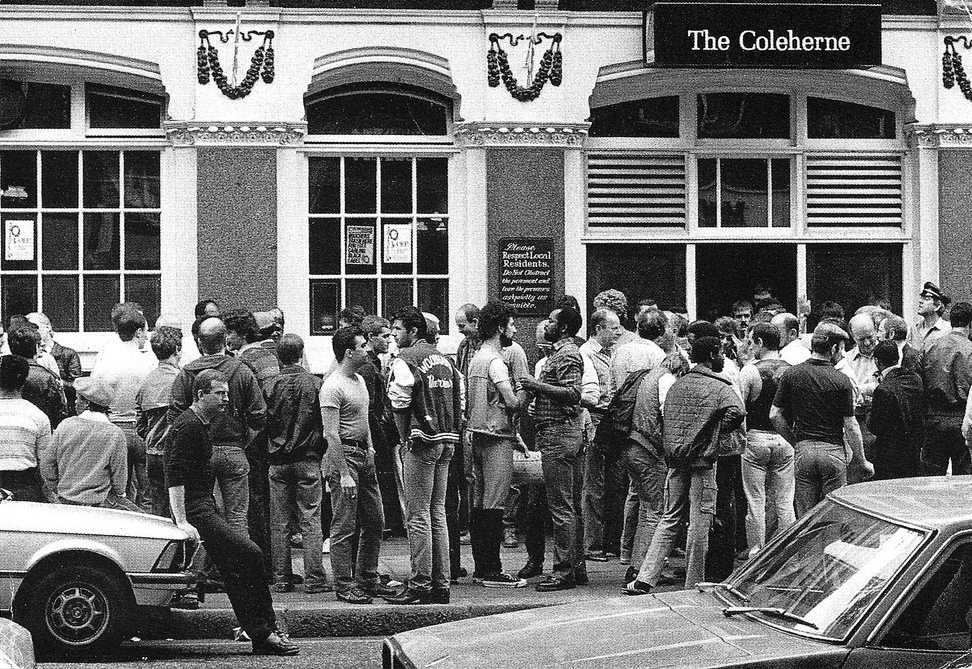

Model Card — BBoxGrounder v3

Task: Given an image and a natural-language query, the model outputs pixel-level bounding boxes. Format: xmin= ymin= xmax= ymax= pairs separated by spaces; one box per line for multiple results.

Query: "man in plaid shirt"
xmin=522 ymin=306 xmax=585 ymax=591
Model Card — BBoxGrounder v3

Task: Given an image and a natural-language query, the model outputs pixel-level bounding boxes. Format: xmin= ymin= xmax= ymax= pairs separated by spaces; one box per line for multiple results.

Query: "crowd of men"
xmin=0 ymin=278 xmax=965 ymax=653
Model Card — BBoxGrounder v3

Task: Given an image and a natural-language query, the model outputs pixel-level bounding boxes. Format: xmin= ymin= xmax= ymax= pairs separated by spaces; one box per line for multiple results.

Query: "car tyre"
xmin=24 ymin=563 xmax=132 ymax=658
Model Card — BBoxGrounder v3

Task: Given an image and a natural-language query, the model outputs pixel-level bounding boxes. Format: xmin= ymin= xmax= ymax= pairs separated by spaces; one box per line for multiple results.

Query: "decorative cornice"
xmin=164 ymin=121 xmax=306 ymax=146
xmin=907 ymin=124 xmax=972 ymax=148
xmin=455 ymin=122 xmax=589 ymax=147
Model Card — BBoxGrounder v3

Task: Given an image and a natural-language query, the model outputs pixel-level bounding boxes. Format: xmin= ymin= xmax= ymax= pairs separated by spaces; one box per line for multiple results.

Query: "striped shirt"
xmin=0 ymin=397 xmax=52 ymax=472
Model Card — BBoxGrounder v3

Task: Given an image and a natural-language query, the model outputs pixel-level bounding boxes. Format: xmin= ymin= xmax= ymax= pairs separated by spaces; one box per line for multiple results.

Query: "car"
xmin=0 ymin=619 xmax=35 ymax=668
xmin=0 ymin=488 xmax=195 ymax=658
xmin=383 ymin=476 xmax=972 ymax=669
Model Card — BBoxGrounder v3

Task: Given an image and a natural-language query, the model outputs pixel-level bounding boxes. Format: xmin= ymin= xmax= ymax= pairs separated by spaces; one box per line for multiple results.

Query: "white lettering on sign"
xmin=5 ymin=220 xmax=33 ymax=261
xmin=346 ymin=225 xmax=374 ymax=266
xmin=688 ymin=28 xmax=851 ymax=52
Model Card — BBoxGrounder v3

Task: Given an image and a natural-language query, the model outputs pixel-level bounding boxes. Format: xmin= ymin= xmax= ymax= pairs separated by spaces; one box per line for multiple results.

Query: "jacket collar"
xmin=689 ymin=364 xmax=733 ymax=386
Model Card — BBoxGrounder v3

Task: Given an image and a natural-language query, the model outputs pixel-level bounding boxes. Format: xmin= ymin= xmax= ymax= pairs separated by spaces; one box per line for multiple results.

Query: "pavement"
xmin=150 ymin=535 xmax=682 ymax=641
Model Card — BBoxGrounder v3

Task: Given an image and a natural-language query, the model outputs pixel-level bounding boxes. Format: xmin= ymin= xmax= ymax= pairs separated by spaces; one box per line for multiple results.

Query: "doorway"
xmin=695 ymin=243 xmax=796 ymax=320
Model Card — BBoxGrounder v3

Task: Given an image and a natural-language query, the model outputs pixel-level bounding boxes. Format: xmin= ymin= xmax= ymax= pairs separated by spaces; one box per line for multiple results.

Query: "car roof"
xmin=832 ymin=476 xmax=972 ymax=530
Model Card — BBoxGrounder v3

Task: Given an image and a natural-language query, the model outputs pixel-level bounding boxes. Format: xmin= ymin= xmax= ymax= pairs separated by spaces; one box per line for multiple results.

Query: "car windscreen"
xmin=725 ymin=499 xmax=926 ymax=641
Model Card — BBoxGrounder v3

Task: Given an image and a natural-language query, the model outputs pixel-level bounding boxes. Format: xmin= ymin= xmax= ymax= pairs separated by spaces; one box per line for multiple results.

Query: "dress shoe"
xmin=430 ymin=588 xmax=450 ymax=604
xmin=360 ymin=581 xmax=398 ymax=598
xmin=535 ymin=576 xmax=575 ymax=592
xmin=252 ymin=630 xmax=299 ymax=656
xmin=517 ymin=560 xmax=544 ymax=579
xmin=383 ymin=587 xmax=432 ymax=604
xmin=336 ymin=587 xmax=373 ymax=605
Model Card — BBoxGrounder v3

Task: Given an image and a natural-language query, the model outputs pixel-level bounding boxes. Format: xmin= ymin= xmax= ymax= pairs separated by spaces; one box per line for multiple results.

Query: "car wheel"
xmin=24 ymin=564 xmax=132 ymax=657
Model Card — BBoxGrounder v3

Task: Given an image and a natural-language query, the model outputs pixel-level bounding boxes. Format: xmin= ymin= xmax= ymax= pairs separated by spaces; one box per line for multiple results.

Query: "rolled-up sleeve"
xmin=388 ymin=358 xmax=415 ymax=411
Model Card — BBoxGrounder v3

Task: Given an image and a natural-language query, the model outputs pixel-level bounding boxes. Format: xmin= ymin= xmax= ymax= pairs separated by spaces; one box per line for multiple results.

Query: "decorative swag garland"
xmin=943 ymin=36 xmax=972 ymax=102
xmin=197 ymin=30 xmax=275 ymax=100
xmin=487 ymin=32 xmax=562 ymax=102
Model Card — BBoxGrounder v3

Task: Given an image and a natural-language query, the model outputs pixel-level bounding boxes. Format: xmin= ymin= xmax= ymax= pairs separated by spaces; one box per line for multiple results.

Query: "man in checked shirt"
xmin=521 ymin=306 xmax=585 ymax=592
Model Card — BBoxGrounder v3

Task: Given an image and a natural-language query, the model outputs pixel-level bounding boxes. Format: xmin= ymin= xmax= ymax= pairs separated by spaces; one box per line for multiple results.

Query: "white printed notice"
xmin=383 ymin=224 xmax=412 ymax=264
xmin=5 ymin=220 xmax=33 ymax=261
xmin=346 ymin=225 xmax=375 ymax=265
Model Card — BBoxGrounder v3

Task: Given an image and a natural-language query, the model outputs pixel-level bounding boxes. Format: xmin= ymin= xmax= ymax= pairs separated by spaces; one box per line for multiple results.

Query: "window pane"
xmin=83 ymin=212 xmax=119 ymax=270
xmin=42 ymin=275 xmax=78 ymax=332
xmin=83 ymin=151 xmax=120 ymax=208
xmin=697 ymin=93 xmax=790 ymax=139
xmin=125 ymin=213 xmax=160 ymax=270
xmin=381 ymin=221 xmax=412 ymax=275
xmin=587 ymin=244 xmax=686 ymax=325
xmin=1 ymin=151 xmax=38 ymax=208
xmin=345 ymin=220 xmax=376 ymax=275
xmin=309 ymin=218 xmax=340 ymax=274
xmin=345 ymin=158 xmax=376 ymax=213
xmin=310 ymin=279 xmax=339 ymax=335
xmin=42 ymin=213 xmax=78 ymax=270
xmin=83 ymin=275 xmax=119 ymax=332
xmin=417 ymin=158 xmax=447 ymax=214
xmin=87 ymin=83 xmax=162 ymax=129
xmin=771 ymin=159 xmax=791 ymax=228
xmin=306 ymin=90 xmax=448 ymax=136
xmin=807 ymin=244 xmax=902 ymax=317
xmin=1 ymin=275 xmax=36 ymax=325
xmin=698 ymin=159 xmax=717 ymax=227
xmin=808 ymin=97 xmax=895 ymax=139
xmin=20 ymin=83 xmax=71 ymax=130
xmin=382 ymin=279 xmax=412 ymax=319
xmin=309 ymin=157 xmax=340 ymax=214
xmin=381 ymin=159 xmax=412 ymax=214
xmin=41 ymin=151 xmax=78 ymax=208
xmin=1 ymin=214 xmax=37 ymax=271
xmin=722 ymin=159 xmax=769 ymax=228
xmin=417 ymin=218 xmax=448 ymax=274
xmin=125 ymin=275 xmax=160 ymax=327
xmin=124 ymin=151 xmax=160 ymax=209
xmin=589 ymin=96 xmax=680 ymax=138
xmin=347 ymin=279 xmax=377 ymax=316
xmin=418 ymin=279 xmax=448 ymax=334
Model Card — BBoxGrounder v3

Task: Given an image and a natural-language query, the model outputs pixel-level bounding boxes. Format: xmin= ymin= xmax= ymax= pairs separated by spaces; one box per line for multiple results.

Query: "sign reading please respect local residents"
xmin=647 ymin=2 xmax=881 ymax=68
xmin=499 ymin=238 xmax=553 ymax=316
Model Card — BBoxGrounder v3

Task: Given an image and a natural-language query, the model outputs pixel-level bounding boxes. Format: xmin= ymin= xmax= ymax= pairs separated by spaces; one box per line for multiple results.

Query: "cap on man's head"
xmin=921 ymin=281 xmax=951 ymax=306
xmin=74 ymin=376 xmax=115 ymax=408
xmin=813 ymin=321 xmax=849 ymax=339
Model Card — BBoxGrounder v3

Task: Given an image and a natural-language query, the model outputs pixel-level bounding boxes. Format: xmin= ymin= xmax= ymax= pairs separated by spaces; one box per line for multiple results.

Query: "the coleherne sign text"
xmin=499 ymin=238 xmax=553 ymax=316
xmin=648 ymin=2 xmax=881 ymax=69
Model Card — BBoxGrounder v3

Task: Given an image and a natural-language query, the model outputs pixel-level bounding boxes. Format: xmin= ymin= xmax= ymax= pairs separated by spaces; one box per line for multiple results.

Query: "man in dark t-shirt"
xmin=771 ymin=322 xmax=873 ymax=518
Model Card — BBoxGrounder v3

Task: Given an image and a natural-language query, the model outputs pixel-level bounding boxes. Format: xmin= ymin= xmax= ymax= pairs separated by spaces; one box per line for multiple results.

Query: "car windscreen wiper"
xmin=722 ymin=606 xmax=819 ymax=629
xmin=697 ymin=582 xmax=749 ymax=602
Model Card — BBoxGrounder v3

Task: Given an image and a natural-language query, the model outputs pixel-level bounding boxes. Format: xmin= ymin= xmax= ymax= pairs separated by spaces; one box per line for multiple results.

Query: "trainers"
xmin=252 ymin=630 xmax=299 ymax=656
xmin=619 ymin=549 xmax=632 ymax=565
xmin=170 ymin=590 xmax=199 ymax=610
xmin=517 ymin=560 xmax=544 ymax=579
xmin=322 ymin=538 xmax=331 ymax=554
xmin=305 ymin=582 xmax=334 ymax=594
xmin=481 ymin=572 xmax=528 ymax=588
xmin=621 ymin=579 xmax=652 ymax=596
xmin=502 ymin=528 xmax=520 ymax=548
xmin=535 ymin=576 xmax=575 ymax=592
xmin=336 ymin=587 xmax=373 ymax=605
xmin=585 ymin=550 xmax=609 ymax=562
xmin=270 ymin=581 xmax=294 ymax=593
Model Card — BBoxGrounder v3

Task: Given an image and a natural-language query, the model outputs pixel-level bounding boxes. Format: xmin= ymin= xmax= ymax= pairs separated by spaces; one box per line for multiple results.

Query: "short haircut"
xmin=191 ymin=315 xmax=207 ymax=339
xmin=6 ymin=314 xmax=31 ymax=331
xmin=0 ymin=355 xmax=29 ymax=391
xmin=690 ymin=336 xmax=722 ymax=364
xmin=751 ymin=323 xmax=781 ymax=350
xmin=360 ymin=314 xmax=390 ymax=338
xmin=883 ymin=314 xmax=909 ymax=342
xmin=637 ymin=309 xmax=668 ymax=340
xmin=26 ymin=312 xmax=51 ymax=328
xmin=753 ymin=280 xmax=774 ymax=296
xmin=755 ymin=298 xmax=784 ymax=314
xmin=713 ymin=316 xmax=737 ymax=336
xmin=819 ymin=301 xmax=846 ymax=321
xmin=951 ymin=301 xmax=972 ymax=328
xmin=457 ymin=303 xmax=480 ymax=323
xmin=593 ymin=289 xmax=628 ymax=320
xmin=589 ymin=307 xmax=614 ymax=333
xmin=873 ymin=339 xmax=900 ymax=368
xmin=7 ymin=327 xmax=37 ymax=359
xmin=555 ymin=306 xmax=583 ymax=337
xmin=192 ymin=368 xmax=227 ymax=397
xmin=151 ymin=326 xmax=182 ymax=361
xmin=777 ymin=313 xmax=800 ymax=334
xmin=731 ymin=300 xmax=754 ymax=314
xmin=394 ymin=306 xmax=428 ymax=340
xmin=332 ymin=325 xmax=363 ymax=362
xmin=423 ymin=312 xmax=440 ymax=344
xmin=277 ymin=333 xmax=304 ymax=366
xmin=556 ymin=295 xmax=581 ymax=314
xmin=478 ymin=300 xmax=516 ymax=341
xmin=687 ymin=320 xmax=720 ymax=341
xmin=668 ymin=312 xmax=689 ymax=337
xmin=194 ymin=299 xmax=219 ymax=318
xmin=636 ymin=297 xmax=657 ymax=311
xmin=114 ymin=305 xmax=146 ymax=341
xmin=339 ymin=305 xmax=366 ymax=326
xmin=222 ymin=309 xmax=260 ymax=344
xmin=197 ymin=318 xmax=227 ymax=355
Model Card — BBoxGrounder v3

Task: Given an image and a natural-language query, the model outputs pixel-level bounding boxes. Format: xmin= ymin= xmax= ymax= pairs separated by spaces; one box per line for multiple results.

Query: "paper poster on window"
xmin=383 ymin=224 xmax=412 ymax=264
xmin=346 ymin=225 xmax=375 ymax=266
xmin=5 ymin=220 xmax=33 ymax=261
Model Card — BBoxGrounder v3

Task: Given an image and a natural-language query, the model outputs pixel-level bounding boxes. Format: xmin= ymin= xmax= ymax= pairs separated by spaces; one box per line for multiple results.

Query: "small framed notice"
xmin=5 ymin=220 xmax=33 ymax=261
xmin=498 ymin=238 xmax=554 ymax=316
xmin=346 ymin=225 xmax=375 ymax=266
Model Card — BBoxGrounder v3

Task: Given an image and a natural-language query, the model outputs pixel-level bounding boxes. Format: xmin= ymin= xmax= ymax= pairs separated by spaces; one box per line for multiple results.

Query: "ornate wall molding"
xmin=907 ymin=124 xmax=972 ymax=148
xmin=165 ymin=121 xmax=306 ymax=146
xmin=455 ymin=122 xmax=589 ymax=148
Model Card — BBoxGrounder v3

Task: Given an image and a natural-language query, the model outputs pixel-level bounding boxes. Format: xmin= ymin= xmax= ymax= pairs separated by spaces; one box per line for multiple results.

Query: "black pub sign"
xmin=498 ymin=238 xmax=554 ymax=317
xmin=647 ymin=2 xmax=882 ymax=68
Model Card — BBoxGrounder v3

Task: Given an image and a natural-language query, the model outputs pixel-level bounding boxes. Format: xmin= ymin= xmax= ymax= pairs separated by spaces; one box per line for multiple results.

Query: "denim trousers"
xmin=210 ymin=444 xmax=250 ymax=534
xmin=270 ymin=456 xmax=328 ymax=589
xmin=921 ymin=413 xmax=971 ymax=476
xmin=536 ymin=419 xmax=584 ymax=579
xmin=742 ymin=430 xmax=795 ymax=554
xmin=117 ymin=422 xmax=150 ymax=512
xmin=637 ymin=465 xmax=717 ymax=588
xmin=620 ymin=441 xmax=667 ymax=569
xmin=327 ymin=446 xmax=384 ymax=593
xmin=620 ymin=481 xmax=639 ymax=556
xmin=145 ymin=453 xmax=170 ymax=518
xmin=401 ymin=439 xmax=454 ymax=591
xmin=794 ymin=440 xmax=848 ymax=518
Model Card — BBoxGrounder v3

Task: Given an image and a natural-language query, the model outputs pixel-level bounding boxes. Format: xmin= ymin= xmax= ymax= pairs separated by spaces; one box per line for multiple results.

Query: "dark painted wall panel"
xmin=938 ymin=151 xmax=972 ymax=304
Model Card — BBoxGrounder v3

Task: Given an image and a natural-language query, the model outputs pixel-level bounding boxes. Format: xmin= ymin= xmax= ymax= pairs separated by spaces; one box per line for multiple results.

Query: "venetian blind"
xmin=586 ymin=154 xmax=686 ymax=227
xmin=806 ymin=154 xmax=902 ymax=227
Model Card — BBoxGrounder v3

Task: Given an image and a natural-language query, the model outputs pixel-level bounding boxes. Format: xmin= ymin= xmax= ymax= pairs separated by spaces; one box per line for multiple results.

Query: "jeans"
xmin=327 ymin=446 xmax=384 ymax=593
xmin=638 ymin=466 xmax=717 ymax=588
xmin=116 ymin=422 xmax=150 ymax=513
xmin=270 ymin=457 xmax=328 ymax=589
xmin=247 ymin=447 xmax=273 ymax=583
xmin=921 ymin=413 xmax=971 ymax=476
xmin=620 ymin=441 xmax=667 ymax=569
xmin=742 ymin=430 xmax=795 ymax=554
xmin=707 ymin=455 xmax=738 ymax=583
xmin=620 ymin=481 xmax=639 ymax=557
xmin=794 ymin=440 xmax=848 ymax=518
xmin=145 ymin=453 xmax=170 ymax=518
xmin=536 ymin=419 xmax=583 ymax=579
xmin=401 ymin=439 xmax=454 ymax=591
xmin=470 ymin=434 xmax=515 ymax=510
xmin=211 ymin=444 xmax=250 ymax=534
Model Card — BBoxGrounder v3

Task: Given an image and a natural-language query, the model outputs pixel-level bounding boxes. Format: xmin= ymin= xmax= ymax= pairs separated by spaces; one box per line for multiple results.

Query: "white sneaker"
xmin=323 ymin=538 xmax=330 ymax=554
xmin=482 ymin=572 xmax=528 ymax=588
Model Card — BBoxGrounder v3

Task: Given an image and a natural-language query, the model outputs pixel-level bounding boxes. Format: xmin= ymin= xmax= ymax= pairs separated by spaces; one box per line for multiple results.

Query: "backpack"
xmin=592 ymin=367 xmax=654 ymax=459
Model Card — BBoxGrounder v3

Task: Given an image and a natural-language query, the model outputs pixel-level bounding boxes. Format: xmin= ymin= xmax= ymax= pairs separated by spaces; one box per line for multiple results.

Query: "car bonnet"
xmin=388 ymin=589 xmax=849 ymax=669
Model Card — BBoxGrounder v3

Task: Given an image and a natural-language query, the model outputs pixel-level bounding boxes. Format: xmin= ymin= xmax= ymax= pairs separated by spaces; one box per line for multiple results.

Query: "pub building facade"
xmin=0 ymin=0 xmax=967 ymax=369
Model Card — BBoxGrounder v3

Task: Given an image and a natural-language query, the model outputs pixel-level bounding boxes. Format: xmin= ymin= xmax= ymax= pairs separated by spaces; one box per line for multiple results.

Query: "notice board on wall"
xmin=498 ymin=238 xmax=554 ymax=316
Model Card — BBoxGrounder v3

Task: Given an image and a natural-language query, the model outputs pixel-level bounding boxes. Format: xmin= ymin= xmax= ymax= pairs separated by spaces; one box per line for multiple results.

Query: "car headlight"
xmin=152 ymin=540 xmax=194 ymax=572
